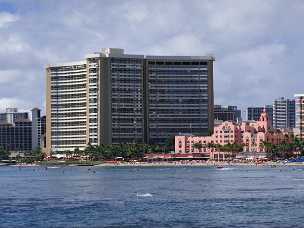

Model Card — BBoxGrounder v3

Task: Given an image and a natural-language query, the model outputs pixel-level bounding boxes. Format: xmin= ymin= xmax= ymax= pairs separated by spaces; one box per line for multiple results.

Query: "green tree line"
xmin=262 ymin=137 xmax=304 ymax=160
xmin=61 ymin=143 xmax=173 ymax=161
xmin=0 ymin=147 xmax=44 ymax=163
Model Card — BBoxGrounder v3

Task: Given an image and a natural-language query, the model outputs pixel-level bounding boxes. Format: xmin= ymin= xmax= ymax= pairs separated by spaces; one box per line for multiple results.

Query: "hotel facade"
xmin=175 ymin=110 xmax=291 ymax=159
xmin=46 ymin=48 xmax=214 ymax=153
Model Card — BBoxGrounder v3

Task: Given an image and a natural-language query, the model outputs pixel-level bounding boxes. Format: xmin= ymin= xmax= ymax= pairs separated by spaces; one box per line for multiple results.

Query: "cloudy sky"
xmin=0 ymin=0 xmax=303 ymax=114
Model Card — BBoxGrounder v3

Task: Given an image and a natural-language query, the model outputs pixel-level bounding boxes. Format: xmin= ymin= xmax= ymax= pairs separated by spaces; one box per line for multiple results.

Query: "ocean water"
xmin=1 ymin=165 xmax=304 ymax=227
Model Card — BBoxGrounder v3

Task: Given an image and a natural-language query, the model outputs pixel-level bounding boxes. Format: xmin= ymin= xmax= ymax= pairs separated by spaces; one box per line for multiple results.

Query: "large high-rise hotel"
xmin=46 ymin=48 xmax=214 ymax=153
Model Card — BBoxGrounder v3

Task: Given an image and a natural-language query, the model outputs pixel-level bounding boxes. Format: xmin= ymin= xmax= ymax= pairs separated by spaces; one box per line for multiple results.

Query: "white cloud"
xmin=0 ymin=35 xmax=29 ymax=53
xmin=0 ymin=12 xmax=18 ymax=28
xmin=147 ymin=34 xmax=214 ymax=56
xmin=0 ymin=98 xmax=29 ymax=112
xmin=206 ymin=0 xmax=273 ymax=34
xmin=215 ymin=43 xmax=289 ymax=109
xmin=0 ymin=70 xmax=21 ymax=84
xmin=222 ymin=43 xmax=286 ymax=73
xmin=123 ymin=2 xmax=148 ymax=24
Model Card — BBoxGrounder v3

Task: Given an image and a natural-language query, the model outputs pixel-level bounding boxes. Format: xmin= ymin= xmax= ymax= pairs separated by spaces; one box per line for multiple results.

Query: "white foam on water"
xmin=12 ymin=164 xmax=39 ymax=167
xmin=136 ymin=193 xmax=153 ymax=197
xmin=48 ymin=166 xmax=60 ymax=169
xmin=218 ymin=167 xmax=235 ymax=171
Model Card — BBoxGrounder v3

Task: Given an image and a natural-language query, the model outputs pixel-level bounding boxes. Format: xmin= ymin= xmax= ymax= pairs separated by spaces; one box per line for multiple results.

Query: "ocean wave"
xmin=136 ymin=193 xmax=153 ymax=197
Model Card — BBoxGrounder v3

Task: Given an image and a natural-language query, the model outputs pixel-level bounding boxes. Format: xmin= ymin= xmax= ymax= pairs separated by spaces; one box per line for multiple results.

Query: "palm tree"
xmin=218 ymin=143 xmax=241 ymax=160
xmin=164 ymin=136 xmax=175 ymax=152
xmin=65 ymin=150 xmax=73 ymax=159
xmin=0 ymin=147 xmax=9 ymax=160
xmin=74 ymin=147 xmax=82 ymax=158
xmin=262 ymin=142 xmax=278 ymax=160
xmin=262 ymin=141 xmax=273 ymax=153
xmin=229 ymin=143 xmax=243 ymax=158
xmin=292 ymin=137 xmax=304 ymax=156
xmin=32 ymin=147 xmax=44 ymax=161
xmin=207 ymin=142 xmax=217 ymax=149
xmin=193 ymin=142 xmax=203 ymax=153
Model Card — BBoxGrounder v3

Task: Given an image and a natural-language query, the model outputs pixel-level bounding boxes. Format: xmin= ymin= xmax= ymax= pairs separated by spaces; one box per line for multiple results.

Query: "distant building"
xmin=0 ymin=108 xmax=28 ymax=124
xmin=31 ymin=108 xmax=46 ymax=150
xmin=247 ymin=105 xmax=273 ymax=125
xmin=214 ymin=105 xmax=242 ymax=122
xmin=0 ymin=108 xmax=46 ymax=153
xmin=273 ymin=97 xmax=295 ymax=129
xmin=0 ymin=108 xmax=32 ymax=152
xmin=247 ymin=107 xmax=263 ymax=121
xmin=295 ymin=94 xmax=304 ymax=139
xmin=265 ymin=105 xmax=273 ymax=126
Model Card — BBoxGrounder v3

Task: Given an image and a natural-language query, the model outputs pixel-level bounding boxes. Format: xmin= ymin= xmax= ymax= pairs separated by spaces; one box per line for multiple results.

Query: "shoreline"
xmin=4 ymin=160 xmax=304 ymax=167
xmin=92 ymin=161 xmax=304 ymax=167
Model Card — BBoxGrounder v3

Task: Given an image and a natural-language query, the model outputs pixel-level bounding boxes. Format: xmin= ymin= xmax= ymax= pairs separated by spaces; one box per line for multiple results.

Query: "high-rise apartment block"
xmin=99 ymin=52 xmax=145 ymax=145
xmin=295 ymin=94 xmax=304 ymax=139
xmin=247 ymin=105 xmax=273 ymax=125
xmin=145 ymin=56 xmax=214 ymax=144
xmin=0 ymin=108 xmax=28 ymax=124
xmin=272 ymin=97 xmax=295 ymax=129
xmin=46 ymin=48 xmax=214 ymax=153
xmin=0 ymin=108 xmax=46 ymax=152
xmin=214 ymin=105 xmax=242 ymax=122
xmin=31 ymin=108 xmax=46 ymax=150
xmin=0 ymin=108 xmax=32 ymax=152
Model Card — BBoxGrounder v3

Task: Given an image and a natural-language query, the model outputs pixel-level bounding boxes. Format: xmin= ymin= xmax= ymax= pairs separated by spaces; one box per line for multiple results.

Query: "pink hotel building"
xmin=175 ymin=110 xmax=291 ymax=160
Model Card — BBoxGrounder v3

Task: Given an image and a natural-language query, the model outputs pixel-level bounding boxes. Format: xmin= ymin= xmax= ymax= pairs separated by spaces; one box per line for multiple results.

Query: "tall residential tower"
xmin=272 ymin=97 xmax=295 ymax=129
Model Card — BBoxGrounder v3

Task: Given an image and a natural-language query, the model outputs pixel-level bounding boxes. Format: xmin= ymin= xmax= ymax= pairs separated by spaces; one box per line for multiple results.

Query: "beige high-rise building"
xmin=295 ymin=94 xmax=304 ymax=139
xmin=46 ymin=48 xmax=214 ymax=154
xmin=46 ymin=60 xmax=88 ymax=153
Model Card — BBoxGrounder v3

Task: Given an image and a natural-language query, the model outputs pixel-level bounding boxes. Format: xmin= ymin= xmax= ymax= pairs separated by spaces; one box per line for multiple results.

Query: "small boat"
xmin=216 ymin=166 xmax=225 ymax=169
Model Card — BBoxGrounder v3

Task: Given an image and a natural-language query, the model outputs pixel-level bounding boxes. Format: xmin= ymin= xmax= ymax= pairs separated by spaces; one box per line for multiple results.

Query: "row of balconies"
xmin=51 ymin=78 xmax=86 ymax=84
xmin=51 ymin=88 xmax=87 ymax=94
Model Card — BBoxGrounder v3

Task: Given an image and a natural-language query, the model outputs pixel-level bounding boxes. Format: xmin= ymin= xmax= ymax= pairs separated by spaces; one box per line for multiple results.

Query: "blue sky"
xmin=0 ymin=0 xmax=304 ymax=113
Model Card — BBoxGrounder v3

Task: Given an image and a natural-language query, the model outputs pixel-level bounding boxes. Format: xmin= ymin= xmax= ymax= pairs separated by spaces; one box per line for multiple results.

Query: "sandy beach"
xmin=93 ymin=161 xmax=303 ymax=167
xmin=13 ymin=160 xmax=304 ymax=168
